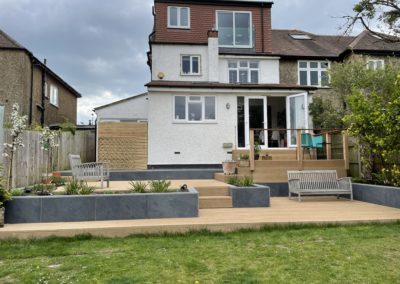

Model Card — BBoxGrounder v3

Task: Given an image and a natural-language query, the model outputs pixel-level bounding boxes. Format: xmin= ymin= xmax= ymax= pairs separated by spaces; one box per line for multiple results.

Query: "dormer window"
xmin=168 ymin=7 xmax=190 ymax=29
xmin=217 ymin=11 xmax=252 ymax=48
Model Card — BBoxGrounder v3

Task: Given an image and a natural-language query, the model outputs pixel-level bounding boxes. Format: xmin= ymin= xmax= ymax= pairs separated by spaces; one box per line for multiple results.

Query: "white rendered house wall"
xmin=95 ymin=95 xmax=148 ymax=121
xmin=147 ymin=91 xmax=237 ymax=165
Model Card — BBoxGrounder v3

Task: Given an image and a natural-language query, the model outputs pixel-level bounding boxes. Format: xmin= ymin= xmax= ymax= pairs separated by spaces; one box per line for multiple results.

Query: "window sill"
xmin=50 ymin=103 xmax=59 ymax=109
xmin=168 ymin=26 xmax=191 ymax=30
xmin=173 ymin=120 xmax=218 ymax=125
xmin=180 ymin=73 xmax=202 ymax=77
xmin=298 ymin=85 xmax=331 ymax=89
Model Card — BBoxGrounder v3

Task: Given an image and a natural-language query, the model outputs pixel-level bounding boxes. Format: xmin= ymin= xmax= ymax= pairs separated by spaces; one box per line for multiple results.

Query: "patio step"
xmin=199 ymin=196 xmax=233 ymax=209
xmin=196 ymin=186 xmax=230 ymax=196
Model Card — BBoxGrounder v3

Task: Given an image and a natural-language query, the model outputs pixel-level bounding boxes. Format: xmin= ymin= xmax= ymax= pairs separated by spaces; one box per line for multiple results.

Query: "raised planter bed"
xmin=5 ymin=188 xmax=199 ymax=224
xmin=229 ymin=185 xmax=270 ymax=208
xmin=353 ymin=183 xmax=400 ymax=209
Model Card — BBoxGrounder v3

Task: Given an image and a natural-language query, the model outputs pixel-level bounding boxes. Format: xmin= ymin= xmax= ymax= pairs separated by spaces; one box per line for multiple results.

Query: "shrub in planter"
xmin=0 ymin=175 xmax=10 ymax=228
xmin=227 ymin=175 xmax=254 ymax=187
xmin=129 ymin=181 xmax=148 ymax=193
xmin=32 ymin=183 xmax=56 ymax=196
xmin=65 ymin=178 xmax=95 ymax=195
xmin=149 ymin=180 xmax=172 ymax=192
xmin=10 ymin=188 xmax=25 ymax=196
xmin=51 ymin=176 xmax=66 ymax=187
xmin=238 ymin=154 xmax=250 ymax=167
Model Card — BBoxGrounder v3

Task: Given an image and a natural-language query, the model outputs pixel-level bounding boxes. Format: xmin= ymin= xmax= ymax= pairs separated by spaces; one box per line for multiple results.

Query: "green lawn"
xmin=1 ymin=224 xmax=400 ymax=283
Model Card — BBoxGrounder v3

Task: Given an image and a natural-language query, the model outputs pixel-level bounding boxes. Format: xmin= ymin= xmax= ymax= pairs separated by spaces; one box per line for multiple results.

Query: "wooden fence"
xmin=3 ymin=129 xmax=95 ymax=187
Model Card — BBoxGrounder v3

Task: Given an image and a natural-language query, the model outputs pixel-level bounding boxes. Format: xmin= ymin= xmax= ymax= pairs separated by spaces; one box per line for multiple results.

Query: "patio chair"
xmin=301 ymin=133 xmax=323 ymax=159
xmin=69 ymin=154 xmax=110 ymax=188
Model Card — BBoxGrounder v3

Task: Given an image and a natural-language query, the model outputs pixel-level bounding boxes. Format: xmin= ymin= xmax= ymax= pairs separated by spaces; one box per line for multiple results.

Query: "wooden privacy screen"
xmin=98 ymin=122 xmax=148 ymax=170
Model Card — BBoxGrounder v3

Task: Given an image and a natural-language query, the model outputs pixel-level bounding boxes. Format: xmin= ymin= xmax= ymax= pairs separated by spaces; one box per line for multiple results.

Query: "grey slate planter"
xmin=229 ymin=184 xmax=270 ymax=208
xmin=353 ymin=183 xmax=400 ymax=209
xmin=5 ymin=188 xmax=198 ymax=224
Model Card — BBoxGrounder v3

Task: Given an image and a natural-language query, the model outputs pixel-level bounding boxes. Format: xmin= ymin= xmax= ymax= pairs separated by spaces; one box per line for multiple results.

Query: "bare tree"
xmin=343 ymin=0 xmax=400 ymax=42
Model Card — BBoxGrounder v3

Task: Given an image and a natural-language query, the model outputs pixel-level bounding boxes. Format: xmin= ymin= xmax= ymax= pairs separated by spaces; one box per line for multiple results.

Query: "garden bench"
xmin=69 ymin=154 xmax=110 ymax=188
xmin=287 ymin=170 xmax=353 ymax=202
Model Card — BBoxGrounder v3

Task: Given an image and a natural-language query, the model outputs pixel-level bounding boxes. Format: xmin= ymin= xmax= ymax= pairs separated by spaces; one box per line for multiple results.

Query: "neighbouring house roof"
xmin=93 ymin=93 xmax=148 ymax=111
xmin=270 ymin=29 xmax=356 ymax=59
xmin=348 ymin=30 xmax=400 ymax=54
xmin=154 ymin=0 xmax=273 ymax=7
xmin=0 ymin=28 xmax=82 ymax=98
xmin=146 ymin=81 xmax=317 ymax=91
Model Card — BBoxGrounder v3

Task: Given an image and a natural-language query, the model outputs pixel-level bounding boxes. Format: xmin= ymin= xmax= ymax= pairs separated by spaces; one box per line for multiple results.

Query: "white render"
xmin=148 ymin=90 xmax=237 ymax=165
xmin=152 ymin=44 xmax=210 ymax=81
xmin=95 ymin=94 xmax=148 ymax=121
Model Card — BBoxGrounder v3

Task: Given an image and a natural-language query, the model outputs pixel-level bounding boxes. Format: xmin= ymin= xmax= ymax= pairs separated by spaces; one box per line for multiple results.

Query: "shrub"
xmin=227 ymin=175 xmax=240 ymax=186
xmin=239 ymin=154 xmax=249 ymax=160
xmin=149 ymin=180 xmax=171 ymax=192
xmin=129 ymin=181 xmax=148 ymax=193
xmin=79 ymin=182 xmax=96 ymax=195
xmin=51 ymin=176 xmax=66 ymax=187
xmin=10 ymin=188 xmax=24 ymax=196
xmin=239 ymin=176 xmax=254 ymax=187
xmin=32 ymin=183 xmax=56 ymax=196
xmin=0 ymin=173 xmax=10 ymax=208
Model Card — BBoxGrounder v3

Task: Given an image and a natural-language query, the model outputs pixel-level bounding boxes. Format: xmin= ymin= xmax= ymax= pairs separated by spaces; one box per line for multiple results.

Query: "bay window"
xmin=228 ymin=61 xmax=259 ymax=84
xmin=217 ymin=11 xmax=252 ymax=48
xmin=174 ymin=96 xmax=216 ymax=122
xmin=298 ymin=61 xmax=330 ymax=87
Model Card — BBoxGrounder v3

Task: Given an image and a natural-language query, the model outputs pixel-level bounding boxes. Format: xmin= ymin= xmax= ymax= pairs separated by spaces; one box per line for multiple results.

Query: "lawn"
xmin=0 ymin=224 xmax=400 ymax=283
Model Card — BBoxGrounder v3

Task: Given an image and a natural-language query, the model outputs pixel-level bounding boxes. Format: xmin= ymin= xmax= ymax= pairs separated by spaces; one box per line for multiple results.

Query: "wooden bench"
xmin=69 ymin=154 xmax=110 ymax=188
xmin=287 ymin=170 xmax=353 ymax=202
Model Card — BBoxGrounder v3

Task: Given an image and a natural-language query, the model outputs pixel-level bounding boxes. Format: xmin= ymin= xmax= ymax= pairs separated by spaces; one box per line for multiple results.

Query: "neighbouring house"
xmin=143 ymin=0 xmax=400 ymax=169
xmin=0 ymin=29 xmax=81 ymax=126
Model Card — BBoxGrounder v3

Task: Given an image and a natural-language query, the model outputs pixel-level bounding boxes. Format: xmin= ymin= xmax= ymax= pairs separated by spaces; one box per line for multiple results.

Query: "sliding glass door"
xmin=286 ymin=93 xmax=308 ymax=147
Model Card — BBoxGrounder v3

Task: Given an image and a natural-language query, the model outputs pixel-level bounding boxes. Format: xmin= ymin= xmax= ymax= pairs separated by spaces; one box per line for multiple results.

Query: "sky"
xmin=0 ymin=0 xmax=362 ymax=124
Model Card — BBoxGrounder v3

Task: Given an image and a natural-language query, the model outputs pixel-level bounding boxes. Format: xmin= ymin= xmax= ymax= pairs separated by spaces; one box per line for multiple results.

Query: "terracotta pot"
xmin=222 ymin=161 xmax=237 ymax=175
xmin=0 ymin=207 xmax=4 ymax=228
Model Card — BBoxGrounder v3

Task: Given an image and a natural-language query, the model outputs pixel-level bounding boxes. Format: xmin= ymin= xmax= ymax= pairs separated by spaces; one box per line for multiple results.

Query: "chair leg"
xmin=100 ymin=178 xmax=104 ymax=189
xmin=298 ymin=193 xmax=301 ymax=202
xmin=107 ymin=180 xmax=110 ymax=188
xmin=351 ymin=191 xmax=353 ymax=201
xmin=289 ymin=191 xmax=291 ymax=200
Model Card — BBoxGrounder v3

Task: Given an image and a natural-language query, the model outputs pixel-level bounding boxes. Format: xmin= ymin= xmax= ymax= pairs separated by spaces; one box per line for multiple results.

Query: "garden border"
xmin=229 ymin=184 xmax=270 ymax=208
xmin=353 ymin=183 xmax=400 ymax=209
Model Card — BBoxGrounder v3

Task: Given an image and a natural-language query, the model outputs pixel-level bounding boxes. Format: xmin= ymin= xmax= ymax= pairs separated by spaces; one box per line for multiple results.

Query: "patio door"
xmin=244 ymin=97 xmax=267 ymax=149
xmin=286 ymin=93 xmax=308 ymax=147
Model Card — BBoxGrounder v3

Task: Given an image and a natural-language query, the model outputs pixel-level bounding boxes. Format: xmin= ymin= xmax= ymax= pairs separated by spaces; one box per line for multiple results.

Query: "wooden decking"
xmin=1 ymin=197 xmax=400 ymax=239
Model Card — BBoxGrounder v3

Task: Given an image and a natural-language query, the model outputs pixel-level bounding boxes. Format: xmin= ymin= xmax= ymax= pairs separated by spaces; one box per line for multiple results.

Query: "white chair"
xmin=69 ymin=154 xmax=110 ymax=188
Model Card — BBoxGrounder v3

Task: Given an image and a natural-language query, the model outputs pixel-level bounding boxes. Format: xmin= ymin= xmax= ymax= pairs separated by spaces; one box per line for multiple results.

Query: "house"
xmin=0 ymin=29 xmax=81 ymax=126
xmin=144 ymin=0 xmax=400 ymax=170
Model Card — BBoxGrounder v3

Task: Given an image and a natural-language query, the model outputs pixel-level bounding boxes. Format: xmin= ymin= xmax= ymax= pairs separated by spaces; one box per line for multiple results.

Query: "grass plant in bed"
xmin=129 ymin=180 xmax=187 ymax=193
xmin=1 ymin=223 xmax=400 ymax=283
xmin=227 ymin=175 xmax=254 ymax=187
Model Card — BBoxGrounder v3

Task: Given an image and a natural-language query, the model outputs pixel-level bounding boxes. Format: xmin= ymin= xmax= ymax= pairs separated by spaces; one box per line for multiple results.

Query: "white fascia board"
xmin=219 ymin=55 xmax=281 ymax=60
xmin=147 ymin=87 xmax=305 ymax=95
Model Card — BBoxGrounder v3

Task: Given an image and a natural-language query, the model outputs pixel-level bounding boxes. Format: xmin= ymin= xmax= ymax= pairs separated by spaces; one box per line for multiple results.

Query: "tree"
xmin=344 ymin=0 xmax=400 ymax=42
xmin=39 ymin=127 xmax=59 ymax=183
xmin=329 ymin=59 xmax=400 ymax=185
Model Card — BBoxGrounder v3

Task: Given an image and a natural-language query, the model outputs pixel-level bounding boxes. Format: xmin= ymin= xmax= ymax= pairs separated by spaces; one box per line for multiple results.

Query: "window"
xmin=50 ymin=85 xmax=58 ymax=107
xmin=44 ymin=82 xmax=48 ymax=98
xmin=168 ymin=6 xmax=190 ymax=29
xmin=228 ymin=60 xmax=259 ymax=84
xmin=368 ymin=59 xmax=384 ymax=70
xmin=181 ymin=55 xmax=200 ymax=75
xmin=174 ymin=96 xmax=216 ymax=122
xmin=298 ymin=61 xmax=330 ymax=87
xmin=289 ymin=34 xmax=312 ymax=40
xmin=217 ymin=11 xmax=252 ymax=47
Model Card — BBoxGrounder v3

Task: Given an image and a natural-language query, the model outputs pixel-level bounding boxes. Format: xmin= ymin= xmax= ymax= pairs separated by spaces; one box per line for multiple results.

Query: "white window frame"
xmin=228 ymin=60 xmax=259 ymax=84
xmin=216 ymin=10 xmax=253 ymax=48
xmin=173 ymin=95 xmax=217 ymax=123
xmin=181 ymin=55 xmax=201 ymax=76
xmin=50 ymin=84 xmax=59 ymax=107
xmin=367 ymin=59 xmax=384 ymax=70
xmin=298 ymin=61 xmax=330 ymax=87
xmin=168 ymin=6 xmax=190 ymax=29
xmin=44 ymin=82 xmax=48 ymax=98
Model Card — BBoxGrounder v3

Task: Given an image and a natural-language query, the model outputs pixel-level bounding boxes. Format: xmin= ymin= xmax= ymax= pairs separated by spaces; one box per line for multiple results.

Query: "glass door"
xmin=245 ymin=97 xmax=267 ymax=149
xmin=286 ymin=93 xmax=308 ymax=147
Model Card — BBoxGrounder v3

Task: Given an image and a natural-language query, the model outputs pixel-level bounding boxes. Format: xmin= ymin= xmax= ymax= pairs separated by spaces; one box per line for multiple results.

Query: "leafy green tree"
xmin=344 ymin=0 xmax=400 ymax=42
xmin=330 ymin=59 xmax=400 ymax=185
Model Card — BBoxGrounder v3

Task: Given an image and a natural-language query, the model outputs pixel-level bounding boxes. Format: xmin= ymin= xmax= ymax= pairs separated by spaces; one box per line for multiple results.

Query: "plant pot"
xmin=222 ymin=161 xmax=237 ymax=175
xmin=0 ymin=207 xmax=4 ymax=227
xmin=254 ymin=154 xmax=260 ymax=160
xmin=238 ymin=160 xmax=250 ymax=167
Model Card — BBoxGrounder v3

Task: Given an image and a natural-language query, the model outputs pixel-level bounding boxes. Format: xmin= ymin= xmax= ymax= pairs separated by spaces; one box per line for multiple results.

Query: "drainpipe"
xmin=40 ymin=59 xmax=47 ymax=127
xmin=29 ymin=56 xmax=34 ymax=125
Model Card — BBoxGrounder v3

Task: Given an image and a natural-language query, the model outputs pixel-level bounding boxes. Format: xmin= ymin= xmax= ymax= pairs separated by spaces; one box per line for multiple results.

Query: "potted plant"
xmin=222 ymin=160 xmax=237 ymax=175
xmin=238 ymin=154 xmax=250 ymax=167
xmin=0 ymin=174 xmax=10 ymax=227
xmin=254 ymin=142 xmax=261 ymax=160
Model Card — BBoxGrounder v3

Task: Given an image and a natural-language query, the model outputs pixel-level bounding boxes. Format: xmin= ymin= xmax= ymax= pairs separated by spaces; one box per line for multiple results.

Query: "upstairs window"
xmin=298 ymin=61 xmax=330 ymax=87
xmin=168 ymin=6 xmax=190 ymax=29
xmin=228 ymin=61 xmax=259 ymax=84
xmin=181 ymin=55 xmax=200 ymax=75
xmin=174 ymin=96 xmax=216 ymax=122
xmin=217 ymin=11 xmax=252 ymax=48
xmin=368 ymin=59 xmax=384 ymax=70
xmin=50 ymin=84 xmax=59 ymax=107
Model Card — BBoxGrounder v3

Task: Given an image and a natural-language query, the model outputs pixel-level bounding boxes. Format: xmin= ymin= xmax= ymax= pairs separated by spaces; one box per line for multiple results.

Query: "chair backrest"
xmin=69 ymin=154 xmax=82 ymax=172
xmin=312 ymin=135 xmax=324 ymax=149
xmin=288 ymin=170 xmax=339 ymax=190
xmin=301 ymin=133 xmax=313 ymax=148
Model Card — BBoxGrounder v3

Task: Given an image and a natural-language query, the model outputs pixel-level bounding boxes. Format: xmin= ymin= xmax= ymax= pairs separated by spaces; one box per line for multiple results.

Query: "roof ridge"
xmin=94 ymin=92 xmax=148 ymax=111
xmin=348 ymin=30 xmax=369 ymax=49
xmin=0 ymin=28 xmax=25 ymax=49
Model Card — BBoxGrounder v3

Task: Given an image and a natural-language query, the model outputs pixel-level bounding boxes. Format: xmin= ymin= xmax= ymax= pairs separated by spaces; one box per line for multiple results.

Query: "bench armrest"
xmin=338 ymin=177 xmax=352 ymax=191
xmin=288 ymin=179 xmax=301 ymax=191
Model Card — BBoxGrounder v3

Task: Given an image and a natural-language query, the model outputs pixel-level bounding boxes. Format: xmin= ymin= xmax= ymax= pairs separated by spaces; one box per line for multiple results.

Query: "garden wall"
xmin=5 ymin=188 xmax=198 ymax=224
xmin=3 ymin=129 xmax=95 ymax=187
xmin=353 ymin=183 xmax=400 ymax=209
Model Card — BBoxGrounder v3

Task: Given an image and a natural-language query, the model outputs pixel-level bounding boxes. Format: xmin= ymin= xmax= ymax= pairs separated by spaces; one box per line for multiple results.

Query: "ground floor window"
xmin=174 ymin=95 xmax=216 ymax=122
